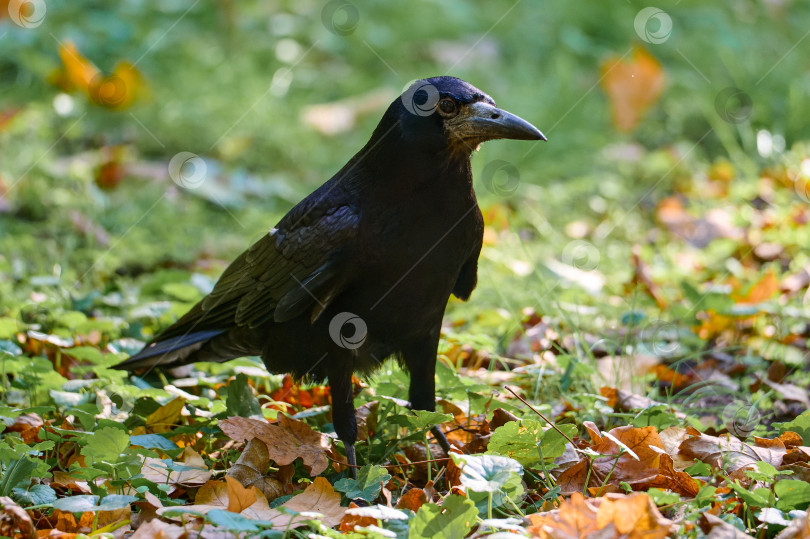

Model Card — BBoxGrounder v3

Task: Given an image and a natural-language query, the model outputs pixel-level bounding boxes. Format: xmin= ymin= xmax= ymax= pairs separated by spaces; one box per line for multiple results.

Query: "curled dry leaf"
xmin=679 ymin=428 xmax=786 ymax=475
xmin=395 ymin=488 xmax=427 ymax=512
xmin=0 ymin=496 xmax=35 ymax=539
xmin=226 ymin=438 xmax=284 ymax=501
xmin=141 ymin=446 xmax=212 ymax=488
xmin=4 ymin=413 xmax=43 ymax=444
xmin=129 ymin=517 xmax=186 ymax=539
xmin=220 ymin=415 xmax=333 ymax=476
xmin=526 ymin=492 xmax=672 ymax=539
xmin=557 ymin=426 xmax=699 ymax=497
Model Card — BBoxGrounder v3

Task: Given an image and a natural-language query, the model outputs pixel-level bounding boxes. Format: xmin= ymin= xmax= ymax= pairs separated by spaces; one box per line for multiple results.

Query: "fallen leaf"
xmin=220 ymin=415 xmax=333 ymax=476
xmin=600 ymin=46 xmax=664 ymax=132
xmin=679 ymin=431 xmax=786 ymax=475
xmin=0 ymin=496 xmax=36 ymax=539
xmin=141 ymin=446 xmax=212 ymax=488
xmin=526 ymin=492 xmax=672 ymax=538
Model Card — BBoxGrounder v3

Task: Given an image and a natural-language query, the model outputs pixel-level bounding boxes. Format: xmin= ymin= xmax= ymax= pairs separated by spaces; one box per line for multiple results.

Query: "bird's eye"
xmin=437 ymin=98 xmax=458 ymax=116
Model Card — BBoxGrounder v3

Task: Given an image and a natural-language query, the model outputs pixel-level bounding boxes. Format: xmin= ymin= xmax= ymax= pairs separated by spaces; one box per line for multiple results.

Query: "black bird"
xmin=115 ymin=76 xmax=545 ymax=471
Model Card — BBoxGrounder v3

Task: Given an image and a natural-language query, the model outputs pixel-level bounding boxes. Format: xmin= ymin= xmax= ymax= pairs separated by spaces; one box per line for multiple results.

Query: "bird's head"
xmin=387 ymin=76 xmax=546 ymax=157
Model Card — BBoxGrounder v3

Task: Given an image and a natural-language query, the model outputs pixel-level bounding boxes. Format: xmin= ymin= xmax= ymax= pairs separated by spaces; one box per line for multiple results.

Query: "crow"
xmin=115 ymin=76 xmax=545 ymax=473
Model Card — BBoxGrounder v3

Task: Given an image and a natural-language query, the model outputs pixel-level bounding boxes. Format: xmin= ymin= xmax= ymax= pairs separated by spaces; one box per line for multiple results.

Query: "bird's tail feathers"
xmin=114 ymin=329 xmax=226 ymax=371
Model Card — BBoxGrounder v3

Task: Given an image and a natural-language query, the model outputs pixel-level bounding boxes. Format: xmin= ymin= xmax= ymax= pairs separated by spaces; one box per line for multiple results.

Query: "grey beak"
xmin=466 ymin=101 xmax=547 ymax=141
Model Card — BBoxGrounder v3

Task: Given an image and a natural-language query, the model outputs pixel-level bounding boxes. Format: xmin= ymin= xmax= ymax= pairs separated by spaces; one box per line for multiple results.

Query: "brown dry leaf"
xmin=583 ymin=421 xmax=603 ymax=445
xmin=51 ymin=471 xmax=91 ymax=494
xmin=220 ymin=416 xmax=332 ymax=476
xmin=679 ymin=431 xmax=786 ymax=474
xmin=595 ymin=493 xmax=673 ymax=537
xmin=763 ymin=379 xmax=810 ymax=408
xmin=699 ymin=513 xmax=750 ymax=538
xmin=630 ymin=245 xmax=667 ymax=309
xmin=339 ymin=502 xmax=377 ymax=533
xmin=0 ymin=496 xmax=36 ymax=539
xmin=225 ymin=476 xmax=258 ymax=513
xmin=261 ymin=476 xmax=347 ymax=529
xmin=54 ymin=506 xmax=129 ymax=535
xmin=658 ymin=427 xmax=695 ymax=470
xmin=525 ymin=492 xmax=603 ymax=538
xmin=355 ymin=401 xmax=379 ymax=442
xmin=557 ymin=426 xmax=699 ymax=497
xmin=395 ymin=488 xmax=427 ymax=512
xmin=226 ymin=438 xmax=284 ymax=501
xmin=129 ymin=518 xmax=186 ymax=539
xmin=526 ymin=492 xmax=672 ymax=539
xmin=600 ymin=45 xmax=664 ymax=132
xmin=158 ymin=478 xmax=272 ymax=522
xmin=651 ymin=365 xmax=692 ymax=390
xmin=4 ymin=413 xmax=43 ymax=444
xmin=141 ymin=446 xmax=212 ymax=488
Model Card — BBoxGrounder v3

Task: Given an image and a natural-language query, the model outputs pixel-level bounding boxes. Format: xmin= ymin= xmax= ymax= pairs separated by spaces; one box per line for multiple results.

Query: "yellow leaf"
xmin=146 ymin=397 xmax=185 ymax=433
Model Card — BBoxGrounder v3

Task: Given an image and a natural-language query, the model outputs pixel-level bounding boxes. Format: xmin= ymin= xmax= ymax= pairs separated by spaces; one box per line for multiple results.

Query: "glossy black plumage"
xmin=115 ymin=76 xmax=545 ymax=472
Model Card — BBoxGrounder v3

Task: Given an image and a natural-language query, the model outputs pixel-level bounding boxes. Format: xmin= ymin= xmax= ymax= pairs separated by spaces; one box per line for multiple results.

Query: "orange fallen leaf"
xmin=526 ymin=492 xmax=672 ymax=538
xmin=732 ymin=268 xmax=779 ymax=304
xmin=395 ymin=488 xmax=427 ymax=512
xmin=600 ymin=46 xmax=665 ymax=132
xmin=557 ymin=426 xmax=699 ymax=497
xmin=339 ymin=502 xmax=377 ymax=533
xmin=269 ymin=375 xmax=330 ymax=409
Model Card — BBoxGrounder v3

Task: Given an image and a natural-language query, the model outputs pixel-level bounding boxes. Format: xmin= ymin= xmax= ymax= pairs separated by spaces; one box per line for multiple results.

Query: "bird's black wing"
xmin=117 ymin=204 xmax=359 ymax=369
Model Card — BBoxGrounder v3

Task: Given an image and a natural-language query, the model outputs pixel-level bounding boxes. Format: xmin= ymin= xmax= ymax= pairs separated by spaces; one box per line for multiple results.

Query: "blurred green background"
xmin=2 ymin=0 xmax=809 ymax=343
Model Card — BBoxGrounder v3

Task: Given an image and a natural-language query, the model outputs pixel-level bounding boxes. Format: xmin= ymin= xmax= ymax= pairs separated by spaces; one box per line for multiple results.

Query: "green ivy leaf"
xmin=486 ymin=420 xmax=574 ymax=465
xmin=409 ymin=494 xmax=477 ymax=539
xmin=775 ymin=479 xmax=810 ymax=511
xmin=334 ymin=465 xmax=392 ymax=502
xmin=130 ymin=434 xmax=180 ymax=451
xmin=12 ymin=484 xmax=57 ymax=507
xmin=390 ymin=410 xmax=453 ymax=431
xmin=451 ymin=453 xmax=522 ymax=493
xmin=774 ymin=411 xmax=810 ymax=445
xmin=81 ymin=427 xmax=130 ymax=464
xmin=225 ymin=373 xmax=262 ymax=418
xmin=206 ymin=509 xmax=261 ymax=532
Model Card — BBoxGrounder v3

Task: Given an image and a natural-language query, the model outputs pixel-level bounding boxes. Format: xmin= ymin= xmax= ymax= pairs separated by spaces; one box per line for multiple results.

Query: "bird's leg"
xmin=404 ymin=336 xmax=452 ymax=456
xmin=329 ymin=364 xmax=358 ymax=477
